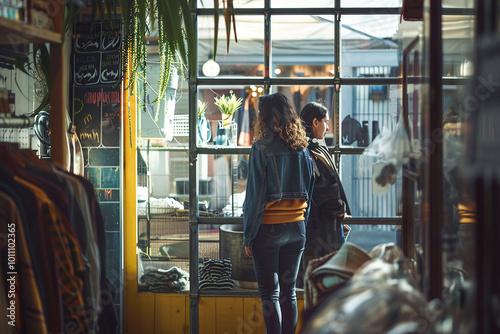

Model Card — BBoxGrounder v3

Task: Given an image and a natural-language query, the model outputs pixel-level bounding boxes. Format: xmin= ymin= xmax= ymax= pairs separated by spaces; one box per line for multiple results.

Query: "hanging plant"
xmin=92 ymin=0 xmax=237 ymax=99
xmin=88 ymin=0 xmax=238 ymax=144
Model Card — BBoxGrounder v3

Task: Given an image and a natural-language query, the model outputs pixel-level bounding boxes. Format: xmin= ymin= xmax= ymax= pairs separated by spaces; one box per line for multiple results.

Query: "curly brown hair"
xmin=254 ymin=93 xmax=308 ymax=150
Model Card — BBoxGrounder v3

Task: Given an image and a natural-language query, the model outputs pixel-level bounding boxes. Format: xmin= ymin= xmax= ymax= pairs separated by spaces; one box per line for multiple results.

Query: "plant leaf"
xmin=178 ymin=0 xmax=196 ymax=72
xmin=213 ymin=0 xmax=219 ymax=61
xmin=229 ymin=0 xmax=238 ymax=43
xmin=163 ymin=0 xmax=187 ymax=66
xmin=14 ymin=57 xmax=31 ymax=77
xmin=223 ymin=0 xmax=231 ymax=53
xmin=105 ymin=0 xmax=115 ymax=26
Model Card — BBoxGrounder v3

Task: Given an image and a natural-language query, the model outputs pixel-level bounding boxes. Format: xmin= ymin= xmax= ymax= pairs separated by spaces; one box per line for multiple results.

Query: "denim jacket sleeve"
xmin=304 ymin=157 xmax=315 ymax=226
xmin=243 ymin=143 xmax=268 ymax=247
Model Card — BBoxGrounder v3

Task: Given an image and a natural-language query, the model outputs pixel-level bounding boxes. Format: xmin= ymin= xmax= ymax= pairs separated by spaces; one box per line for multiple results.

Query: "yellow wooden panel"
xmin=155 ymin=294 xmax=188 ymax=333
xmin=199 ymin=297 xmax=216 ymax=334
xmin=124 ymin=288 xmax=155 ymax=334
xmin=123 ymin=63 xmax=146 ymax=334
xmin=215 ymin=297 xmax=244 ymax=334
xmin=242 ymin=297 xmax=266 ymax=334
xmin=296 ymin=298 xmax=304 ymax=334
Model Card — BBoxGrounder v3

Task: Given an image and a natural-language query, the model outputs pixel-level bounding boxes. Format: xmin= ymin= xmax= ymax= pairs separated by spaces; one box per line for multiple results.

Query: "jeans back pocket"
xmin=259 ymin=223 xmax=286 ymax=239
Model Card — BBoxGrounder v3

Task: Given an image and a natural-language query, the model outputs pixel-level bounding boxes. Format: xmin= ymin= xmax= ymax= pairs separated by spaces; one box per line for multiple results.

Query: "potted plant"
xmin=214 ymin=91 xmax=243 ymax=127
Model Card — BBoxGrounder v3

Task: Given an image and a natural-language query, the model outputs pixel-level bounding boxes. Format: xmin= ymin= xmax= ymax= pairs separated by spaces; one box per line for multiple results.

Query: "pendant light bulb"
xmin=202 ymin=58 xmax=220 ymax=77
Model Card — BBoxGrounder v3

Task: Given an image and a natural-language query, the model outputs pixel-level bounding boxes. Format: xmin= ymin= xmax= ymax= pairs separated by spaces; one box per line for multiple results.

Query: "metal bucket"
xmin=219 ymin=224 xmax=258 ymax=289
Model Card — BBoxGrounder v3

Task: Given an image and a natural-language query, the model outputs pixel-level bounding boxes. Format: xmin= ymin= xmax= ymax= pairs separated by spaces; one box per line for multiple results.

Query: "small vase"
xmin=197 ymin=117 xmax=212 ymax=145
xmin=221 ymin=113 xmax=233 ymax=127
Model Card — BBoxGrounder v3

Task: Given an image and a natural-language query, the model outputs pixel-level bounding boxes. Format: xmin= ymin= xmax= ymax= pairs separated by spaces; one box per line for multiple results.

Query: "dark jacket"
xmin=304 ymin=139 xmax=350 ymax=258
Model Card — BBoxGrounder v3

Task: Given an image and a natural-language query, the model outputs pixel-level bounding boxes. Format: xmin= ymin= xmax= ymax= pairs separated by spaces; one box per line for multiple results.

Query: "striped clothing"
xmin=15 ymin=177 xmax=89 ymax=333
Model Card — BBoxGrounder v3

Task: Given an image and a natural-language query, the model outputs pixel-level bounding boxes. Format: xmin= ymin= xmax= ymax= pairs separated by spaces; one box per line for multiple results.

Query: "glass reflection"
xmin=341 ymin=154 xmax=402 ymax=218
xmin=340 ymin=85 xmax=400 ymax=148
xmin=198 ymin=15 xmax=264 ymax=77
xmin=341 ymin=15 xmax=400 ymax=77
xmin=197 ymin=0 xmax=264 ymax=9
xmin=196 ymin=154 xmax=248 ymax=217
xmin=198 ymin=87 xmax=261 ymax=147
xmin=272 ymin=16 xmax=335 ymax=77
xmin=137 ymin=51 xmax=190 ymax=147
xmin=342 ymin=0 xmax=401 ymax=7
xmin=442 ymin=15 xmax=475 ymax=77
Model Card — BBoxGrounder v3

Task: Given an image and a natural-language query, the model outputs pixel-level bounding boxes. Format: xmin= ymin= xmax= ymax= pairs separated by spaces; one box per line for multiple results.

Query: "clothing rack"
xmin=0 ymin=114 xmax=35 ymax=128
xmin=0 ymin=115 xmax=35 ymax=149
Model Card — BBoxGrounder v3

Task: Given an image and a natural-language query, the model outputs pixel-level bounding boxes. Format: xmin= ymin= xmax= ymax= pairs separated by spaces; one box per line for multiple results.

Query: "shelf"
xmin=0 ymin=17 xmax=61 ymax=44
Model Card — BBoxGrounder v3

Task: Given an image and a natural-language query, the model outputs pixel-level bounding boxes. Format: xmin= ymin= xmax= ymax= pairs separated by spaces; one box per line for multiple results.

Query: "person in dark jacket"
xmin=299 ymin=101 xmax=351 ymax=273
xmin=243 ymin=92 xmax=315 ymax=334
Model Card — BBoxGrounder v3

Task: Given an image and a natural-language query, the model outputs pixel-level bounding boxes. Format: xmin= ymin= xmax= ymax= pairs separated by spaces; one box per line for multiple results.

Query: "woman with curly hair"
xmin=243 ymin=92 xmax=315 ymax=334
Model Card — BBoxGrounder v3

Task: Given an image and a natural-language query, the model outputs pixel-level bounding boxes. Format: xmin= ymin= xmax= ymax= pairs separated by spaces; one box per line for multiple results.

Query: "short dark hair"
xmin=299 ymin=101 xmax=328 ymax=138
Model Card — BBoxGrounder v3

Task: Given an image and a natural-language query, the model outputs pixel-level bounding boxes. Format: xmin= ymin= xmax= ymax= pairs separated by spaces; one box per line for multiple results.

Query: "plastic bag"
xmin=358 ymin=116 xmax=411 ymax=193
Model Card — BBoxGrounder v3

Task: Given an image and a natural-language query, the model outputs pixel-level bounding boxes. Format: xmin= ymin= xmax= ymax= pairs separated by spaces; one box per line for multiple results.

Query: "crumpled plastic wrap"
xmin=302 ymin=250 xmax=436 ymax=334
xmin=358 ymin=116 xmax=412 ymax=194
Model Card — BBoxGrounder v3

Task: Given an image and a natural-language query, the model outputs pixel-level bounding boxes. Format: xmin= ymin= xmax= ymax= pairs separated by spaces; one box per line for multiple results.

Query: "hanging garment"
xmin=0 ymin=143 xmax=117 ymax=334
xmin=0 ymin=192 xmax=48 ymax=333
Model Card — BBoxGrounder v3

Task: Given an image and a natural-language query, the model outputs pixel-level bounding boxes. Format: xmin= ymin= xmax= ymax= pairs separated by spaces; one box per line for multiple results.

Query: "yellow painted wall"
xmin=125 ymin=293 xmax=304 ymax=334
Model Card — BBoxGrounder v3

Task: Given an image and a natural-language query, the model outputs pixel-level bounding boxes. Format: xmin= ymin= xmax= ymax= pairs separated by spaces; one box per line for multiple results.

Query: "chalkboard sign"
xmin=100 ymin=202 xmax=120 ymax=231
xmin=89 ymin=148 xmax=119 ymax=166
xmin=86 ymin=167 xmax=101 ymax=188
xmin=101 ymin=167 xmax=120 ymax=188
xmin=101 ymin=20 xmax=121 ymax=52
xmin=73 ymin=20 xmax=122 ymax=86
xmin=74 ymin=53 xmax=100 ymax=86
xmin=101 ymin=51 xmax=121 ymax=84
xmin=101 ymin=87 xmax=121 ymax=146
xmin=74 ymin=87 xmax=102 ymax=146
xmin=74 ymin=22 xmax=101 ymax=53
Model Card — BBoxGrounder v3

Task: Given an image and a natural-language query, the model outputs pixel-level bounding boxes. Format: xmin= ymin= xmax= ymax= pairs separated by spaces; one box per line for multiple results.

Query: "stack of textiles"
xmin=140 ymin=267 xmax=189 ymax=293
xmin=0 ymin=144 xmax=117 ymax=334
xmin=199 ymin=258 xmax=234 ymax=290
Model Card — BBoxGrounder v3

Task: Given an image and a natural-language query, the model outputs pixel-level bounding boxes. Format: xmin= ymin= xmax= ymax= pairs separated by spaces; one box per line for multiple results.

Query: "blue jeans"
xmin=252 ymin=221 xmax=306 ymax=334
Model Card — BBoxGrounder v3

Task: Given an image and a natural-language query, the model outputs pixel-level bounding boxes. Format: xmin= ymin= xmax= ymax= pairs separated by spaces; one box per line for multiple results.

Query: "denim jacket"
xmin=243 ymin=134 xmax=315 ymax=246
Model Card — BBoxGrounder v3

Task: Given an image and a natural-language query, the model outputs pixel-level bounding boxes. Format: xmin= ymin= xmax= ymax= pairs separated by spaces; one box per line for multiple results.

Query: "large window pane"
xmin=340 ymin=154 xmax=402 ymax=218
xmin=341 ymin=15 xmax=399 ymax=77
xmin=443 ymin=0 xmax=474 ymax=8
xmin=275 ymin=85 xmax=335 ymax=112
xmin=198 ymin=15 xmax=264 ymax=77
xmin=272 ymin=15 xmax=334 ymax=77
xmin=340 ymin=85 xmax=400 ymax=148
xmin=274 ymin=85 xmax=337 ymax=144
xmin=137 ymin=150 xmax=244 ymax=218
xmin=442 ymin=15 xmax=474 ymax=77
xmin=197 ymin=0 xmax=264 ymax=9
xmin=342 ymin=0 xmax=401 ymax=7
xmin=196 ymin=154 xmax=247 ymax=217
xmin=198 ymin=86 xmax=262 ymax=147
xmin=138 ymin=52 xmax=190 ymax=146
xmin=272 ymin=0 xmax=333 ymax=8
